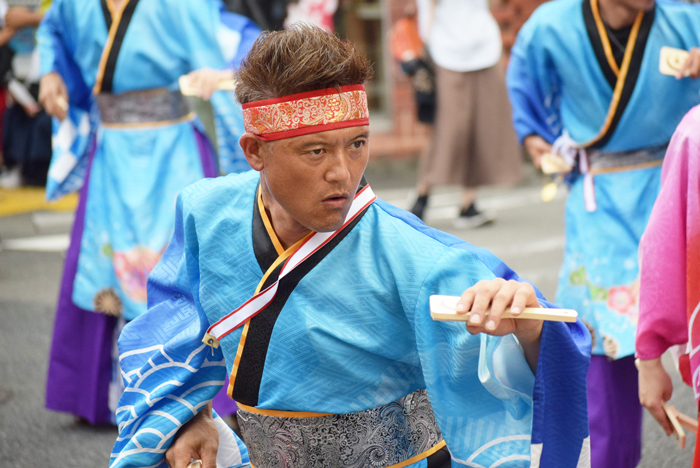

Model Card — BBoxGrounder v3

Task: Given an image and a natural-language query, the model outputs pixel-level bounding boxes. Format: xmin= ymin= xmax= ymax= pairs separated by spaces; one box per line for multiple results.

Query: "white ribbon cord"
xmin=551 ymin=132 xmax=597 ymax=213
xmin=551 ymin=132 xmax=580 ymax=169
xmin=578 ymin=150 xmax=598 ymax=213
xmin=205 ymin=186 xmax=377 ymax=342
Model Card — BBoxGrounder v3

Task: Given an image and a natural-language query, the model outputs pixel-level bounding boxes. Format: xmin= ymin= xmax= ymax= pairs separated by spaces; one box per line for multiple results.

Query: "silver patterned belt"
xmin=587 ymin=144 xmax=667 ymax=172
xmin=96 ymin=88 xmax=191 ymax=125
xmin=237 ymin=389 xmax=444 ymax=468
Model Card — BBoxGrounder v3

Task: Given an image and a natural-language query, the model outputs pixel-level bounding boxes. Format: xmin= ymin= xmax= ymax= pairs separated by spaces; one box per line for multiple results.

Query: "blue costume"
xmin=38 ymin=0 xmax=259 ymax=424
xmin=111 ymin=171 xmax=591 ymax=468
xmin=506 ymin=0 xmax=700 ymax=466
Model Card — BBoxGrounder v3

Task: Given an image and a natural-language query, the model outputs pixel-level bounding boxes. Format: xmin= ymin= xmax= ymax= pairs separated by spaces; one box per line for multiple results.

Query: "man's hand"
xmin=5 ymin=7 xmax=44 ymax=30
xmin=523 ymin=135 xmax=552 ymax=169
xmin=0 ymin=26 xmax=16 ymax=47
xmin=183 ymin=68 xmax=234 ymax=101
xmin=638 ymin=358 xmax=674 ymax=436
xmin=165 ymin=403 xmax=219 ymax=468
xmin=457 ymin=278 xmax=544 ymax=371
xmin=677 ymin=48 xmax=700 ymax=80
xmin=38 ymin=72 xmax=68 ymax=121
xmin=21 ymin=101 xmax=41 ymax=117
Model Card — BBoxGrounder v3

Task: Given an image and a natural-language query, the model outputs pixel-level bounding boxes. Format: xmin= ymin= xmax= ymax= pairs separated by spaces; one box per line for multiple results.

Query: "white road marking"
xmin=31 ymin=212 xmax=75 ymax=231
xmin=2 ymin=234 xmax=70 ymax=252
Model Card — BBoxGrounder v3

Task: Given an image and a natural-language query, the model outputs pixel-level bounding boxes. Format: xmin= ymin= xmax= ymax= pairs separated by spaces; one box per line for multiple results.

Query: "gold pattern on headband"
xmin=243 ymin=90 xmax=369 ymax=138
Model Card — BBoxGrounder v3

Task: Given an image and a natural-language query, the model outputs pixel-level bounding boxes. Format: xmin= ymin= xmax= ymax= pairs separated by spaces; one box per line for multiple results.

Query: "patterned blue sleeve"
xmin=505 ymin=8 xmax=562 ymax=144
xmin=37 ymin=0 xmax=92 ymax=109
xmin=371 ymin=200 xmax=592 ymax=467
xmin=409 ymin=243 xmax=591 ymax=467
xmin=110 ymin=193 xmax=249 ymax=468
xmin=38 ymin=0 xmax=97 ymax=201
xmin=407 ymin=248 xmax=535 ymax=467
xmin=455 ymin=243 xmax=592 ymax=466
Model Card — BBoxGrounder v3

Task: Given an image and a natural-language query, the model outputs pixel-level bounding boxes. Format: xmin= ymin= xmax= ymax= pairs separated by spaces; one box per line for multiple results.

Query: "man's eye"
xmin=311 ymin=148 xmax=323 ymax=155
xmin=352 ymin=140 xmax=366 ymax=149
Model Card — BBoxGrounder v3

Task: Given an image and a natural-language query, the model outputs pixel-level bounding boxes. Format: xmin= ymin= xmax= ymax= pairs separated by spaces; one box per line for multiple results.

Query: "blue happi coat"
xmin=37 ymin=0 xmax=260 ymax=319
xmin=507 ymin=0 xmax=700 ymax=151
xmin=112 ymin=171 xmax=591 ymax=468
xmin=506 ymin=0 xmax=700 ymax=358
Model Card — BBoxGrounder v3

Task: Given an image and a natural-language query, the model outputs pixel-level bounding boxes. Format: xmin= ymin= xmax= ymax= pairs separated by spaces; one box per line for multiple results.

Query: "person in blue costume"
xmin=111 ymin=26 xmax=591 ymax=468
xmin=506 ymin=0 xmax=700 ymax=466
xmin=36 ymin=0 xmax=260 ymax=425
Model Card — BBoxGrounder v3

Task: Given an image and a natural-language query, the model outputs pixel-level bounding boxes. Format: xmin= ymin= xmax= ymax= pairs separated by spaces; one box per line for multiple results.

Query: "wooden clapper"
xmin=430 ymin=295 xmax=578 ymax=323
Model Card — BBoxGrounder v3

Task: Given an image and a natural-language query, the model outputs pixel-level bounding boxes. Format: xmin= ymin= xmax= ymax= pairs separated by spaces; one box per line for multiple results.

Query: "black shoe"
xmin=410 ymin=194 xmax=429 ymax=220
xmin=453 ymin=203 xmax=495 ymax=229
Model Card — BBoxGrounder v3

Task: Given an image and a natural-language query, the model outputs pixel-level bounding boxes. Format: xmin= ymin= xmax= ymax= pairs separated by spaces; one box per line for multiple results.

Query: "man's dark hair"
xmin=235 ymin=24 xmax=374 ymax=104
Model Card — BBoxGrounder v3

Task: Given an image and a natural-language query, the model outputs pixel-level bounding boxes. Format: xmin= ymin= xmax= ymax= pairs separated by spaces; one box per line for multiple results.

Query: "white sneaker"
xmin=0 ymin=167 xmax=21 ymax=188
xmin=453 ymin=206 xmax=496 ymax=229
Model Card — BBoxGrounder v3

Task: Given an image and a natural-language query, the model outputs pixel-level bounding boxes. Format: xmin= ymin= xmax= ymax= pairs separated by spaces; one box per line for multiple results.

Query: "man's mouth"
xmin=322 ymin=193 xmax=350 ymax=207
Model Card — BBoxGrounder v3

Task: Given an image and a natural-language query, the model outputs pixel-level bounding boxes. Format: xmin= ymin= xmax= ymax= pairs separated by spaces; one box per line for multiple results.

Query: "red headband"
xmin=242 ymin=84 xmax=369 ymax=141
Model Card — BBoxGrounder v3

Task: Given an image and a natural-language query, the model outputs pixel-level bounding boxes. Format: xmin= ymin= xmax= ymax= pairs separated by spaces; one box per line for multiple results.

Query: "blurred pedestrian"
xmin=636 ymin=104 xmax=700 ymax=466
xmin=389 ymin=1 xmax=436 ymax=170
xmin=38 ymin=0 xmax=259 ymax=425
xmin=0 ymin=2 xmax=47 ymax=187
xmin=410 ymin=0 xmax=521 ymax=227
xmin=507 ymin=0 xmax=700 ymax=465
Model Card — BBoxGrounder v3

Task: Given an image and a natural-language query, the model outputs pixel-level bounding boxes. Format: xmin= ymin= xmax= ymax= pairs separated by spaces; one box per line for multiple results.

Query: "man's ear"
xmin=240 ymin=133 xmax=265 ymax=171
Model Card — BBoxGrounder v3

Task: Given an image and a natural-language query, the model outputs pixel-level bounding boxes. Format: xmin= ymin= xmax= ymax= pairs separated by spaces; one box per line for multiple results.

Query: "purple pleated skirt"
xmin=45 ymin=127 xmax=238 ymax=424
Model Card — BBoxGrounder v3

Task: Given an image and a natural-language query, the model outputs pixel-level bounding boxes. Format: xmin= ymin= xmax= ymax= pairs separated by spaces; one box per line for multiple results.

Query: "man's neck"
xmin=113 ymin=0 xmax=127 ymax=11
xmin=260 ymin=181 xmax=311 ymax=251
xmin=598 ymin=0 xmax=639 ymax=29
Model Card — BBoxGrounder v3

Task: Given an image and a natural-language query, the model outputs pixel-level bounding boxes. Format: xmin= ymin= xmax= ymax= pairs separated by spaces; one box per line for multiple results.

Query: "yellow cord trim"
xmin=589 ymin=159 xmax=663 ymax=175
xmin=577 ymin=4 xmax=644 ymax=149
xmin=227 ymin=321 xmax=250 ymax=397
xmin=591 ymin=0 xmax=622 ymax=76
xmin=257 ymin=187 xmax=284 ymax=255
xmin=387 ymin=439 xmax=447 ymax=468
xmin=236 ymin=402 xmax=332 ymax=418
xmin=100 ymin=112 xmax=195 ymax=129
xmin=93 ymin=0 xmax=131 ymax=94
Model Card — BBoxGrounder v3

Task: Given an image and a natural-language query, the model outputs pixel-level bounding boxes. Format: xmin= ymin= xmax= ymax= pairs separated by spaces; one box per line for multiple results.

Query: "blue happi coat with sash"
xmin=506 ymin=0 xmax=700 ymax=358
xmin=37 ymin=0 xmax=260 ymax=319
xmin=111 ymin=171 xmax=591 ymax=468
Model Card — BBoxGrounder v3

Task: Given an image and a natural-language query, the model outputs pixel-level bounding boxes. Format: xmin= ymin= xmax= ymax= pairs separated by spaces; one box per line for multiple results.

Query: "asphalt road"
xmin=0 ymin=169 xmax=695 ymax=467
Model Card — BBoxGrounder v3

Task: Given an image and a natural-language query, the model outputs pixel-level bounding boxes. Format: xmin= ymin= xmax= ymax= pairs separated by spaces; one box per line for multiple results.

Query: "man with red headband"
xmin=110 ymin=26 xmax=591 ymax=468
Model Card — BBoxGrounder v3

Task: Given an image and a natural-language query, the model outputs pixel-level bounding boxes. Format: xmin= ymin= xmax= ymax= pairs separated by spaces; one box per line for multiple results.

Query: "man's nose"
xmin=325 ymin=152 xmax=351 ymax=182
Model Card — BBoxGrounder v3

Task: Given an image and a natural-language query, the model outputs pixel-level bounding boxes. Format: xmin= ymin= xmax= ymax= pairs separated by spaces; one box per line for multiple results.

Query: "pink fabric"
xmin=284 ymin=0 xmax=338 ymax=31
xmin=636 ymin=105 xmax=700 ymax=398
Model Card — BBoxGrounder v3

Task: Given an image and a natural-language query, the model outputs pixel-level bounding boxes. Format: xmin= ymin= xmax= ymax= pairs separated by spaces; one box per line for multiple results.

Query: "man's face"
xmin=259 ymin=126 xmax=370 ymax=233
